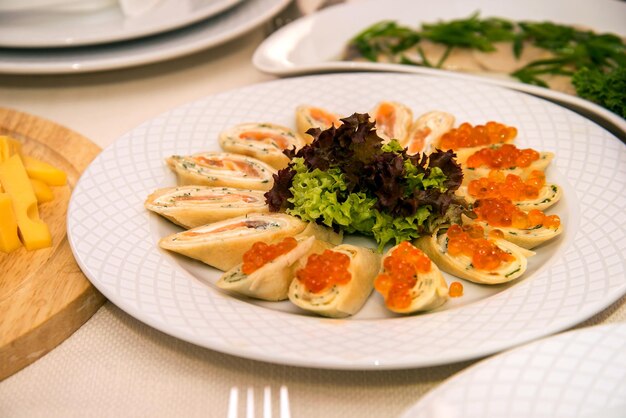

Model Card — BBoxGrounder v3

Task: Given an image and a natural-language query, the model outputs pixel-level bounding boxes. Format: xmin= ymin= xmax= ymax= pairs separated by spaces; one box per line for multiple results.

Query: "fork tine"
xmin=228 ymin=386 xmax=289 ymax=418
xmin=227 ymin=387 xmax=239 ymax=418
xmin=246 ymin=388 xmax=254 ymax=418
xmin=280 ymin=386 xmax=291 ymax=418
xmin=263 ymin=387 xmax=272 ymax=418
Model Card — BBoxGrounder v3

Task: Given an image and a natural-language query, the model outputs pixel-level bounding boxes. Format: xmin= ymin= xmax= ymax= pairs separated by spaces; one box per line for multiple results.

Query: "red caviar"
xmin=439 ymin=121 xmax=517 ymax=150
xmin=447 ymin=224 xmax=514 ymax=270
xmin=242 ymin=237 xmax=298 ymax=275
xmin=468 ymin=170 xmax=546 ymax=202
xmin=296 ymin=250 xmax=351 ymax=293
xmin=449 ymin=281 xmax=464 ymax=297
xmin=374 ymin=242 xmax=432 ymax=310
xmin=466 ymin=144 xmax=539 ymax=169
xmin=473 ymin=198 xmax=560 ymax=229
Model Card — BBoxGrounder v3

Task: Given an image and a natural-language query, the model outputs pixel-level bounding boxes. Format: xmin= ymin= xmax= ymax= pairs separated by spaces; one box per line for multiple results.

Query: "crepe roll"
xmin=414 ymin=224 xmax=534 ymax=285
xmin=159 ymin=213 xmax=308 ymax=271
xmin=405 ymin=111 xmax=455 ymax=155
xmin=456 ymin=171 xmax=562 ymax=212
xmin=144 ymin=186 xmax=269 ymax=229
xmin=166 ymin=152 xmax=276 ymax=191
xmin=217 ymin=236 xmax=333 ymax=301
xmin=295 ymin=105 xmax=342 ymax=143
xmin=370 ymin=101 xmax=413 ymax=144
xmin=296 ymin=221 xmax=343 ymax=245
xmin=219 ymin=123 xmax=305 ymax=169
xmin=465 ymin=199 xmax=563 ymax=249
xmin=374 ymin=242 xmax=449 ymax=314
xmin=460 ymin=144 xmax=554 ymax=184
xmin=433 ymin=121 xmax=517 ymax=160
xmin=288 ymin=244 xmax=381 ymax=318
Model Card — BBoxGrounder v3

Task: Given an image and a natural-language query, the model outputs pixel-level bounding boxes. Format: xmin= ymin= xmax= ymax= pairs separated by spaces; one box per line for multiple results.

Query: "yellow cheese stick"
xmin=0 ymin=135 xmax=22 ymax=162
xmin=0 ymin=155 xmax=52 ymax=250
xmin=22 ymin=155 xmax=67 ymax=186
xmin=30 ymin=178 xmax=54 ymax=203
xmin=0 ymin=193 xmax=21 ymax=253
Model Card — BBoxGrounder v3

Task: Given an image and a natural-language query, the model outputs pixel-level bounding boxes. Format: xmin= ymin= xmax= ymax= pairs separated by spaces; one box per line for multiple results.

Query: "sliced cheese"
xmin=0 ymin=155 xmax=52 ymax=250
xmin=0 ymin=135 xmax=22 ymax=162
xmin=22 ymin=155 xmax=67 ymax=186
xmin=0 ymin=193 xmax=21 ymax=253
xmin=30 ymin=178 xmax=54 ymax=203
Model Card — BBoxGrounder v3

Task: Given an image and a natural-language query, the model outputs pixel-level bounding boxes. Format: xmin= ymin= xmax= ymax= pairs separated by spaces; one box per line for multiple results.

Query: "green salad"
xmin=344 ymin=14 xmax=626 ymax=118
xmin=264 ymin=113 xmax=468 ymax=250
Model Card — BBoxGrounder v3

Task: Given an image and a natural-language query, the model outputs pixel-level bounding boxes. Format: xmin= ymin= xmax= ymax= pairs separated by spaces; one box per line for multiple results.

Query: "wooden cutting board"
xmin=0 ymin=108 xmax=106 ymax=381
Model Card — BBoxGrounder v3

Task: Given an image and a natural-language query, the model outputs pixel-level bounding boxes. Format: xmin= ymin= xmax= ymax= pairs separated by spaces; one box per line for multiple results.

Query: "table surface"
xmin=0 ymin=22 xmax=625 ymax=418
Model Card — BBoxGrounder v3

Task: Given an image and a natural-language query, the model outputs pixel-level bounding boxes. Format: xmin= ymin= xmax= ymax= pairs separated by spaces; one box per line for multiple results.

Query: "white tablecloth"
xmin=0 ymin=26 xmax=624 ymax=418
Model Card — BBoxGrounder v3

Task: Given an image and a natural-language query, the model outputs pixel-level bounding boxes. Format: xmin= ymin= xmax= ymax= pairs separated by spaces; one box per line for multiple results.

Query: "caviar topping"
xmin=466 ymin=144 xmax=539 ymax=169
xmin=468 ymin=170 xmax=545 ymax=202
xmin=439 ymin=121 xmax=517 ymax=150
xmin=473 ymin=198 xmax=560 ymax=229
xmin=242 ymin=237 xmax=298 ymax=275
xmin=446 ymin=224 xmax=514 ymax=270
xmin=374 ymin=242 xmax=432 ymax=310
xmin=296 ymin=249 xmax=352 ymax=293
xmin=448 ymin=281 xmax=464 ymax=297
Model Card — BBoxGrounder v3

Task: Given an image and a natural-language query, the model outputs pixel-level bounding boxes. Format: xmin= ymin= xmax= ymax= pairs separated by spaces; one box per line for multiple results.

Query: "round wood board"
xmin=0 ymin=108 xmax=105 ymax=381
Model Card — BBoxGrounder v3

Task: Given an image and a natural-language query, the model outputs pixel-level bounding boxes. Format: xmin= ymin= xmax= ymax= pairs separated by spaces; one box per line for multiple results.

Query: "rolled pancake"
xmin=145 ymin=186 xmax=268 ymax=228
xmin=461 ymin=213 xmax=563 ymax=250
xmin=288 ymin=244 xmax=381 ymax=318
xmin=166 ymin=152 xmax=276 ymax=191
xmin=217 ymin=237 xmax=333 ymax=301
xmin=462 ymin=151 xmax=554 ymax=184
xmin=456 ymin=182 xmax=562 ymax=212
xmin=370 ymin=101 xmax=413 ymax=144
xmin=295 ymin=105 xmax=341 ymax=144
xmin=218 ymin=123 xmax=305 ymax=169
xmin=159 ymin=213 xmax=308 ymax=271
xmin=375 ymin=242 xmax=449 ymax=314
xmin=405 ymin=111 xmax=455 ymax=155
xmin=415 ymin=228 xmax=534 ymax=285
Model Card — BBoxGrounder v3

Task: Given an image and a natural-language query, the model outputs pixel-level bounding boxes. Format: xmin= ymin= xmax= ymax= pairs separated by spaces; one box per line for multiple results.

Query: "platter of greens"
xmin=253 ymin=0 xmax=626 ymax=139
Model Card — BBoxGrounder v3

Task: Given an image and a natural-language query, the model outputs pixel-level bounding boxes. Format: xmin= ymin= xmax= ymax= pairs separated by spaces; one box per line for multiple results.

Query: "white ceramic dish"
xmin=0 ymin=0 xmax=244 ymax=48
xmin=401 ymin=323 xmax=626 ymax=418
xmin=0 ymin=0 xmax=288 ymax=74
xmin=253 ymin=0 xmax=626 ymax=140
xmin=68 ymin=73 xmax=626 ymax=370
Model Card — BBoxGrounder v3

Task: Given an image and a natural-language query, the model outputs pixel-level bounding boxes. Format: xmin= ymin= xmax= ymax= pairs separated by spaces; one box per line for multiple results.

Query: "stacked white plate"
xmin=0 ymin=0 xmax=290 ymax=73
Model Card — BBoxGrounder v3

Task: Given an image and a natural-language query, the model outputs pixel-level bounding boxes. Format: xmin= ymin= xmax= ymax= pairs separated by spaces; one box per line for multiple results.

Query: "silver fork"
xmin=227 ymin=386 xmax=291 ymax=418
xmin=265 ymin=0 xmax=346 ymax=35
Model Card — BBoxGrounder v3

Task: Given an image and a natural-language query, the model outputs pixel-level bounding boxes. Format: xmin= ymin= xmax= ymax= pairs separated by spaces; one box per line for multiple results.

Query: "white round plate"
xmin=0 ymin=0 xmax=288 ymax=74
xmin=68 ymin=73 xmax=626 ymax=370
xmin=253 ymin=0 xmax=626 ymax=140
xmin=401 ymin=323 xmax=626 ymax=418
xmin=0 ymin=0 xmax=244 ymax=48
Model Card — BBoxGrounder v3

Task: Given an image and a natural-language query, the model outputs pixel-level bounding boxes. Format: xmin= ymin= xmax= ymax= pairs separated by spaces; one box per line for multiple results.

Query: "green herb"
xmin=505 ymin=267 xmax=521 ymax=278
xmin=572 ymin=66 xmax=626 ymax=118
xmin=344 ymin=14 xmax=626 ymax=116
xmin=420 ymin=13 xmax=516 ymax=52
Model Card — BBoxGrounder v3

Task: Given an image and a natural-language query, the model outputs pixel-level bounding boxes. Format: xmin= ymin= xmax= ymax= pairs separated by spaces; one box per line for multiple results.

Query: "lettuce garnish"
xmin=264 ymin=113 xmax=467 ymax=250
